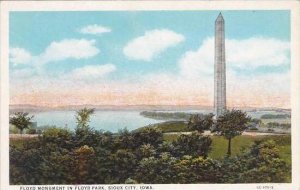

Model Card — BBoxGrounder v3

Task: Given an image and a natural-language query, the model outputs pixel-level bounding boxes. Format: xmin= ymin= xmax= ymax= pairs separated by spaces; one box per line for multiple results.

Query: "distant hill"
xmin=9 ymin=104 xmax=290 ymax=113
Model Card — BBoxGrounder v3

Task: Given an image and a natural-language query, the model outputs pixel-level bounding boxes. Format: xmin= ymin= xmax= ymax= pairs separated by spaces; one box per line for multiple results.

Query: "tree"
xmin=172 ymin=132 xmax=212 ymax=158
xmin=187 ymin=113 xmax=214 ymax=133
xmin=75 ymin=108 xmax=95 ymax=129
xmin=132 ymin=127 xmax=163 ymax=148
xmin=214 ymin=109 xmax=251 ymax=156
xmin=9 ymin=112 xmax=34 ymax=134
xmin=175 ymin=156 xmax=222 ymax=183
xmin=220 ymin=140 xmax=290 ymax=183
xmin=134 ymin=152 xmax=177 ymax=184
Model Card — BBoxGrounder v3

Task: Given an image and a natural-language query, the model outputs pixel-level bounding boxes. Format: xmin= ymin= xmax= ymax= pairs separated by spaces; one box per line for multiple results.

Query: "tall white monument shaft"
xmin=214 ymin=13 xmax=226 ymax=117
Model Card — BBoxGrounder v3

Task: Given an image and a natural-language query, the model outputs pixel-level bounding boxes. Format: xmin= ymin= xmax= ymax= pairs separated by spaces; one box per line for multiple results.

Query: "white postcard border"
xmin=1 ymin=1 xmax=299 ymax=190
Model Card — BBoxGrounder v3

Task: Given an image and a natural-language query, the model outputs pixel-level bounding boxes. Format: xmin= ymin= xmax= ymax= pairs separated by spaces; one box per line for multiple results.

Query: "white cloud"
xmin=226 ymin=37 xmax=290 ymax=68
xmin=179 ymin=38 xmax=214 ymax=78
xmin=10 ymin=48 xmax=32 ymax=65
xmin=10 ymin=39 xmax=100 ymax=67
xmin=179 ymin=37 xmax=290 ymax=78
xmin=123 ymin=29 xmax=185 ymax=61
xmin=10 ymin=36 xmax=290 ymax=108
xmin=37 ymin=39 xmax=100 ymax=65
xmin=79 ymin=24 xmax=111 ymax=35
xmin=67 ymin=64 xmax=116 ymax=81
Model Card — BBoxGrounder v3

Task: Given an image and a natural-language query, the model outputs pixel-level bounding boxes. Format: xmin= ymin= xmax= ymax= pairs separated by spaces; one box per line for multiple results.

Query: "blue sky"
xmin=9 ymin=11 xmax=291 ymax=108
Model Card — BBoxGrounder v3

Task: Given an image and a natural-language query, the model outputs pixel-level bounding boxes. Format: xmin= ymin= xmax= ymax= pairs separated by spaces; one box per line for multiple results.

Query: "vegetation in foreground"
xmin=163 ymin=134 xmax=291 ymax=165
xmin=9 ymin=108 xmax=291 ymax=184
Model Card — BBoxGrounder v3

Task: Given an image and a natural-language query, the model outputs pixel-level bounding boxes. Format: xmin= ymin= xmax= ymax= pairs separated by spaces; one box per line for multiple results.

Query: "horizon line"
xmin=9 ymin=104 xmax=291 ymax=110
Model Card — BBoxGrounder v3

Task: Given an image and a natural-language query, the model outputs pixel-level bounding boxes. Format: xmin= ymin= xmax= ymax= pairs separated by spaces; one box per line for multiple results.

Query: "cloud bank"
xmin=123 ymin=29 xmax=185 ymax=61
xmin=9 ymin=35 xmax=290 ymax=108
xmin=10 ymin=48 xmax=33 ymax=65
xmin=10 ymin=39 xmax=100 ymax=67
xmin=67 ymin=64 xmax=116 ymax=81
xmin=179 ymin=37 xmax=290 ymax=78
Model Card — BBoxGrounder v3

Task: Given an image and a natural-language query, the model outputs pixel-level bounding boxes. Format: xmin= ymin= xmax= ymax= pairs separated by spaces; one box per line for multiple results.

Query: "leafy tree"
xmin=174 ymin=156 xmax=222 ymax=183
xmin=172 ymin=132 xmax=212 ymax=158
xmin=132 ymin=127 xmax=163 ymax=148
xmin=134 ymin=152 xmax=177 ymax=184
xmin=75 ymin=108 xmax=95 ymax=146
xmin=113 ymin=128 xmax=135 ymax=150
xmin=75 ymin=108 xmax=95 ymax=130
xmin=9 ymin=112 xmax=34 ymax=134
xmin=136 ymin=144 xmax=157 ymax=159
xmin=108 ymin=149 xmax=137 ymax=183
xmin=214 ymin=109 xmax=251 ymax=156
xmin=41 ymin=127 xmax=73 ymax=149
xmin=9 ymin=108 xmax=291 ymax=185
xmin=187 ymin=113 xmax=214 ymax=133
xmin=220 ymin=140 xmax=290 ymax=183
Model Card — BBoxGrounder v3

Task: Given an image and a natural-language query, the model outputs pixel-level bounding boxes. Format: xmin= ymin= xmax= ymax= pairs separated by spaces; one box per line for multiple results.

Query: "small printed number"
xmin=256 ymin=186 xmax=274 ymax=190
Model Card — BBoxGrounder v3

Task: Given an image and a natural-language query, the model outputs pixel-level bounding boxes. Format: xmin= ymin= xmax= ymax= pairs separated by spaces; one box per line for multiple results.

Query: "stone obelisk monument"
xmin=214 ymin=13 xmax=226 ymax=118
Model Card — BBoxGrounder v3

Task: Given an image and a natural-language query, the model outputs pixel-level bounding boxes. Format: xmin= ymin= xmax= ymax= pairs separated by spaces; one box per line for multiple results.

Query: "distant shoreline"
xmin=9 ymin=104 xmax=291 ymax=113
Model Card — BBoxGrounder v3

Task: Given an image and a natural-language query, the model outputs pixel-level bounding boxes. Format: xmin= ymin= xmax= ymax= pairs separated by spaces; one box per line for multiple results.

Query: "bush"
xmin=220 ymin=140 xmax=290 ymax=183
xmin=9 ymin=126 xmax=290 ymax=184
xmin=248 ymin=127 xmax=258 ymax=131
xmin=27 ymin=128 xmax=37 ymax=134
xmin=172 ymin=132 xmax=212 ymax=158
xmin=134 ymin=152 xmax=177 ymax=184
xmin=132 ymin=127 xmax=163 ymax=148
xmin=175 ymin=156 xmax=222 ymax=183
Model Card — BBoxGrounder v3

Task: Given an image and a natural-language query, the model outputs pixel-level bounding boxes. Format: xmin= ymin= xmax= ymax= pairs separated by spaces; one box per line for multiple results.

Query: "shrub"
xmin=172 ymin=132 xmax=212 ymax=158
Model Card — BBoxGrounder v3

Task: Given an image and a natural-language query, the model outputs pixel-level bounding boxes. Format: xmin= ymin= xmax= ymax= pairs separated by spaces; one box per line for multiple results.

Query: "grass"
xmin=10 ymin=132 xmax=291 ymax=166
xmin=209 ymin=135 xmax=263 ymax=158
xmin=10 ymin=138 xmax=28 ymax=148
xmin=140 ymin=118 xmax=291 ymax=134
xmin=10 ymin=135 xmax=39 ymax=148
xmin=261 ymin=118 xmax=291 ymax=124
xmin=163 ymin=134 xmax=291 ymax=164
xmin=136 ymin=121 xmax=188 ymax=133
xmin=155 ymin=121 xmax=188 ymax=132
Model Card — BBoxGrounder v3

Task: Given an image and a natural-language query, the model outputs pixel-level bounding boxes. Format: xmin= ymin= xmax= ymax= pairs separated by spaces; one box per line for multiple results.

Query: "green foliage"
xmin=267 ymin=122 xmax=291 ymax=128
xmin=137 ymin=144 xmax=157 ymax=159
xmin=220 ymin=140 xmax=290 ymax=183
xmin=250 ymin=118 xmax=262 ymax=124
xmin=215 ymin=109 xmax=251 ymax=156
xmin=187 ymin=113 xmax=214 ymax=133
xmin=140 ymin=111 xmax=191 ymax=120
xmin=144 ymin=121 xmax=188 ymax=133
xmin=261 ymin=114 xmax=290 ymax=119
xmin=41 ymin=127 xmax=73 ymax=149
xmin=75 ymin=108 xmax=95 ymax=130
xmin=174 ymin=156 xmax=222 ymax=183
xmin=134 ymin=152 xmax=177 ymax=184
xmin=27 ymin=128 xmax=37 ymax=134
xmin=9 ymin=125 xmax=20 ymax=134
xmin=215 ymin=110 xmax=251 ymax=139
xmin=9 ymin=112 xmax=34 ymax=134
xmin=172 ymin=132 xmax=212 ymax=158
xmin=132 ymin=127 xmax=163 ymax=148
xmin=9 ymin=112 xmax=290 ymax=184
xmin=108 ymin=149 xmax=137 ymax=183
xmin=113 ymin=128 xmax=136 ymax=150
xmin=72 ymin=145 xmax=96 ymax=184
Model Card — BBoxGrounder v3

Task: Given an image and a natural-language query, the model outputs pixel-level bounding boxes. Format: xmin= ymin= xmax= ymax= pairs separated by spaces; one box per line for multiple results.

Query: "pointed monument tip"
xmin=216 ymin=12 xmax=224 ymax=21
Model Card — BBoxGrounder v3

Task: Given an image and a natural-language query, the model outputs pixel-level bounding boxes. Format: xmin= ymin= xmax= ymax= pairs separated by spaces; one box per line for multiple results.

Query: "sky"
xmin=9 ymin=11 xmax=291 ymax=108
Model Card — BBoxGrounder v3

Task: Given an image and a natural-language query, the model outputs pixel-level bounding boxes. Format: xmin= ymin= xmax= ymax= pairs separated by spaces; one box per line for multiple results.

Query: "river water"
xmin=31 ymin=110 xmax=162 ymax=132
